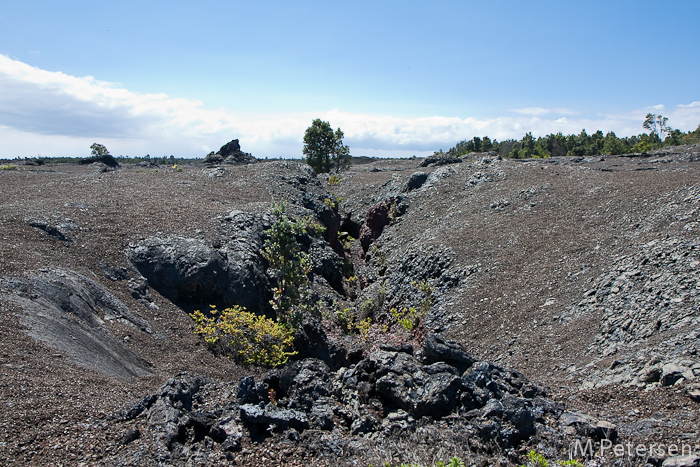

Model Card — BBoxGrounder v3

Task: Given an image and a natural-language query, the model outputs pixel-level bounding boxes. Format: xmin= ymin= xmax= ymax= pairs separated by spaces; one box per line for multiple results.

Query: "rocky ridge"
xmin=113 ymin=335 xmax=610 ymax=466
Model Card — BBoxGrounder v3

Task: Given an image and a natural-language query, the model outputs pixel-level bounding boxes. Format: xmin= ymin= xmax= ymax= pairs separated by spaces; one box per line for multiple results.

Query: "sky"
xmin=1 ymin=1 xmax=699 ymax=159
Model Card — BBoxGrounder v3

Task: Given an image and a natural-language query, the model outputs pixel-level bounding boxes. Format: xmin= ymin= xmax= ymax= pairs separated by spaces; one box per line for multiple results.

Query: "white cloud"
xmin=0 ymin=54 xmax=699 ymax=159
xmin=510 ymin=107 xmax=579 ymax=117
xmin=510 ymin=107 xmax=552 ymax=116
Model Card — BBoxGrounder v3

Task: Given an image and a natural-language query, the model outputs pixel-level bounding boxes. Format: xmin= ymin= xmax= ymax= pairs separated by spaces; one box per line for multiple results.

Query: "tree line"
xmin=445 ymin=114 xmax=700 ymax=159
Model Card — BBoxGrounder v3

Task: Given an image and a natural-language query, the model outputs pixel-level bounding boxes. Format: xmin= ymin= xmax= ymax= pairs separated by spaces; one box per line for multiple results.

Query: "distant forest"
xmin=444 ymin=115 xmax=700 ymax=159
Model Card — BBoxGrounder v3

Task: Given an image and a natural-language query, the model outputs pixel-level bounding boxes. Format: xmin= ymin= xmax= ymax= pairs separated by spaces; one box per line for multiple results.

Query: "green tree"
xmin=303 ymin=119 xmax=351 ymax=173
xmin=643 ymin=113 xmax=671 ymax=142
xmin=519 ymin=132 xmax=535 ymax=158
xmin=603 ymin=131 xmax=624 ymax=155
xmin=682 ymin=124 xmax=700 ymax=144
xmin=90 ymin=143 xmax=110 ymax=157
xmin=332 ymin=127 xmax=351 ymax=171
xmin=665 ymin=128 xmax=684 ymax=146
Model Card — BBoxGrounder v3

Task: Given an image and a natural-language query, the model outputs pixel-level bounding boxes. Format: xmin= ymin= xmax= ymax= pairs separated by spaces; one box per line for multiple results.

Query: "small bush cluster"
xmin=0 ymin=164 xmax=18 ymax=170
xmin=520 ymin=450 xmax=585 ymax=467
xmin=375 ymin=458 xmax=464 ymax=467
xmin=390 ymin=280 xmax=433 ymax=331
xmin=190 ymin=305 xmax=296 ymax=368
xmin=334 ymin=306 xmax=372 ymax=339
xmin=190 ymin=201 xmax=330 ymax=367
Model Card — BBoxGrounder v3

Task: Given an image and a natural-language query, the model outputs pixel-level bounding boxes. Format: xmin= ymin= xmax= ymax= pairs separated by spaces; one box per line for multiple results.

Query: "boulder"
xmin=424 ymin=333 xmax=476 ymax=372
xmin=402 ymin=171 xmax=428 ymax=192
xmin=276 ymin=358 xmax=332 ymax=410
xmin=240 ymin=403 xmax=309 ymax=434
xmin=372 ymin=350 xmax=461 ymax=417
xmin=661 ymin=362 xmax=687 ymax=386
xmin=204 ymin=139 xmax=257 ymax=165
xmin=420 ymin=154 xmax=462 ymax=167
xmin=560 ymin=411 xmax=618 ymax=442
xmin=27 ymin=218 xmax=76 ymax=242
xmin=127 ymin=211 xmax=271 ymax=313
xmin=662 ymin=455 xmax=700 ymax=467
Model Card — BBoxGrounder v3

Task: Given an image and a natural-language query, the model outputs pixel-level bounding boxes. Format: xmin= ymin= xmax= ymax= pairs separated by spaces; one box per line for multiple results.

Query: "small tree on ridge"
xmin=303 ymin=119 xmax=351 ymax=173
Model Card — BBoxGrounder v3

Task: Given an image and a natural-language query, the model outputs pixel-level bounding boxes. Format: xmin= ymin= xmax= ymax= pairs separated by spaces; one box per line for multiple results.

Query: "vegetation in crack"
xmin=262 ymin=200 xmax=325 ymax=327
xmin=190 ymin=200 xmax=324 ymax=367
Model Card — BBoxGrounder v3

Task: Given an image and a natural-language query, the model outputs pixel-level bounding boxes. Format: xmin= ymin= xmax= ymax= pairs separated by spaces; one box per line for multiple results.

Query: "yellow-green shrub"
xmin=190 ymin=305 xmax=296 ymax=367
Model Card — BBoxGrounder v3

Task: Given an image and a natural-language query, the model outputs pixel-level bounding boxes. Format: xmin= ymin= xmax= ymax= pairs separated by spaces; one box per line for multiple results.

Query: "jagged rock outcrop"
xmin=402 ymin=172 xmax=428 ymax=192
xmin=204 ymin=139 xmax=257 ymax=165
xmin=26 ymin=218 xmax=77 ymax=242
xmin=256 ymin=161 xmax=344 ymax=255
xmin=79 ymin=153 xmax=120 ymax=168
xmin=118 ymin=334 xmax=599 ymax=465
xmin=126 ymin=211 xmax=271 ymax=313
xmin=359 ymin=198 xmax=397 ymax=253
xmin=420 ymin=154 xmax=462 ymax=167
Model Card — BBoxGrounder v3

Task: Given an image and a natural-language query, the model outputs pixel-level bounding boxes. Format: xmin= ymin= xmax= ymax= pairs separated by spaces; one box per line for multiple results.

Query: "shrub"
xmin=190 ymin=305 xmax=296 ymax=368
xmin=376 ymin=458 xmax=464 ymax=467
xmin=0 ymin=164 xmax=18 ymax=170
xmin=334 ymin=306 xmax=372 ymax=339
xmin=262 ymin=200 xmax=323 ymax=326
xmin=390 ymin=280 xmax=433 ymax=331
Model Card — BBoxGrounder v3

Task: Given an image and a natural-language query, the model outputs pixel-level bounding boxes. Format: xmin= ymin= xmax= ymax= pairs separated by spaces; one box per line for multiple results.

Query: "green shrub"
xmin=190 ymin=305 xmax=296 ymax=367
xmin=375 ymin=458 xmax=464 ymax=467
xmin=558 ymin=460 xmax=584 ymax=467
xmin=390 ymin=280 xmax=433 ymax=331
xmin=334 ymin=306 xmax=372 ymax=339
xmin=0 ymin=164 xmax=18 ymax=170
xmin=262 ymin=200 xmax=322 ymax=326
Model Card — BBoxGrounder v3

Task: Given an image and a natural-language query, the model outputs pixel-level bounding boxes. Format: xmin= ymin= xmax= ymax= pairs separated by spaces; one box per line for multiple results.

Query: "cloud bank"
xmin=1 ymin=54 xmax=699 ymax=159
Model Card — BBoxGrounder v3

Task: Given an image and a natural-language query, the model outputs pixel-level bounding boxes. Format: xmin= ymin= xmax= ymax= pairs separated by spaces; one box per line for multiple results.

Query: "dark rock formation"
xmin=359 ymin=198 xmax=396 ymax=253
xmin=559 ymin=412 xmax=618 ymax=442
xmin=424 ymin=333 xmax=477 ymax=372
xmin=126 ymin=234 xmax=270 ymax=313
xmin=126 ymin=211 xmax=271 ymax=313
xmin=79 ymin=153 xmax=120 ymax=168
xmin=120 ymin=334 xmax=589 ymax=464
xmin=27 ymin=218 xmax=77 ymax=242
xmin=402 ymin=171 xmax=428 ymax=192
xmin=420 ymin=154 xmax=462 ymax=167
xmin=204 ymin=139 xmax=257 ymax=165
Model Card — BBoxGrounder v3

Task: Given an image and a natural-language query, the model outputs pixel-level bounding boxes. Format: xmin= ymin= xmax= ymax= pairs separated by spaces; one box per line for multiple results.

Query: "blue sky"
xmin=1 ymin=0 xmax=699 ymax=159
